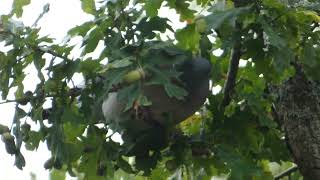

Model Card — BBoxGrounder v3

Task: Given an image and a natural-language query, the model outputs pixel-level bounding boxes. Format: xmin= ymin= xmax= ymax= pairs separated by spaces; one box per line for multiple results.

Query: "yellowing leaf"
xmin=301 ymin=10 xmax=320 ymax=22
xmin=179 ymin=114 xmax=202 ymax=135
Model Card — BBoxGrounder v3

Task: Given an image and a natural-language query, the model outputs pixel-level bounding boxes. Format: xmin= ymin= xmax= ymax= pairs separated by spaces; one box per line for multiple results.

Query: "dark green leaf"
xmin=117 ymin=157 xmax=134 ymax=173
xmin=205 ymin=7 xmax=250 ymax=30
xmin=79 ymin=58 xmax=101 ymax=77
xmin=260 ymin=19 xmax=286 ymax=49
xmin=164 ymin=83 xmax=188 ymax=100
xmin=137 ymin=17 xmax=171 ymax=39
xmin=14 ymin=152 xmax=26 ymax=170
xmin=166 ymin=0 xmax=196 ymax=20
xmin=68 ymin=22 xmax=94 ymax=37
xmin=25 ymin=131 xmax=43 ymax=150
xmin=146 ymin=65 xmax=187 ymax=100
xmin=82 ymin=27 xmax=103 ymax=55
xmin=117 ymin=84 xmax=140 ymax=111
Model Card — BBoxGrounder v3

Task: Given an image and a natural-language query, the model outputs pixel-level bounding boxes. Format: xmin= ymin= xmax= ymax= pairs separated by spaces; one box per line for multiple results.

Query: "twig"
xmin=32 ymin=3 xmax=50 ymax=27
xmin=0 ymin=100 xmax=17 ymax=105
xmin=36 ymin=46 xmax=72 ymax=61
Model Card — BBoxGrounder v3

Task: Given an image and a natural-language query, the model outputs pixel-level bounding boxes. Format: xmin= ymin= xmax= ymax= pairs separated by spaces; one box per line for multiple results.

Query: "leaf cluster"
xmin=0 ymin=0 xmax=320 ymax=179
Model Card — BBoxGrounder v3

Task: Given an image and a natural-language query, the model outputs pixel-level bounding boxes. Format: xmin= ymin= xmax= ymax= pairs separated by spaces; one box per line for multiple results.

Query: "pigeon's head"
xmin=177 ymin=57 xmax=211 ymax=90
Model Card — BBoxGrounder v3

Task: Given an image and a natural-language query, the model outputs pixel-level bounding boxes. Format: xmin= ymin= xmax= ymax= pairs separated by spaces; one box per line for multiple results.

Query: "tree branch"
xmin=221 ymin=21 xmax=242 ymax=108
xmin=36 ymin=46 xmax=72 ymax=61
xmin=0 ymin=100 xmax=17 ymax=105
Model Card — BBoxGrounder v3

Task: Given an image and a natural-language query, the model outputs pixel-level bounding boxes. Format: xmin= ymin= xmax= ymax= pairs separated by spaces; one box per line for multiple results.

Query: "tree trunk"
xmin=274 ymin=65 xmax=320 ymax=179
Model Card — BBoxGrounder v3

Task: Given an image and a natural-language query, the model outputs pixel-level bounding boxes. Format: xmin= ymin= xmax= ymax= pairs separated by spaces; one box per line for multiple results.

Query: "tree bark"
xmin=274 ymin=64 xmax=320 ymax=179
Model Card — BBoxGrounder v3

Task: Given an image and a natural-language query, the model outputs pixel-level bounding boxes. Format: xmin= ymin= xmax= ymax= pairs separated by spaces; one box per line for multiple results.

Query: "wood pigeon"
xmin=102 ymin=57 xmax=211 ymax=133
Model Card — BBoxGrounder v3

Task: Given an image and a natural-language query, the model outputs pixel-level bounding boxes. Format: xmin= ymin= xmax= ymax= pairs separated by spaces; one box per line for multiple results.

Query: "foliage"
xmin=0 ymin=0 xmax=320 ymax=179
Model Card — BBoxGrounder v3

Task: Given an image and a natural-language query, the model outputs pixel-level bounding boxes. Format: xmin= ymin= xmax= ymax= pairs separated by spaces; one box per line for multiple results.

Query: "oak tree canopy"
xmin=1 ymin=0 xmax=320 ymax=179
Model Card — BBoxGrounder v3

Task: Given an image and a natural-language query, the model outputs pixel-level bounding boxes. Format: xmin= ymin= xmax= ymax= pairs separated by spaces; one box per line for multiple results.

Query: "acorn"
xmin=0 ymin=124 xmax=10 ymax=134
xmin=1 ymin=132 xmax=14 ymax=142
xmin=2 ymin=132 xmax=17 ymax=154
xmin=122 ymin=68 xmax=145 ymax=84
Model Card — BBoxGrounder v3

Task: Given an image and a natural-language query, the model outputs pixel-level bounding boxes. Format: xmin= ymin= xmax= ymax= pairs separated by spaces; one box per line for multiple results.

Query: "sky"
xmin=0 ymin=1 xmax=187 ymax=179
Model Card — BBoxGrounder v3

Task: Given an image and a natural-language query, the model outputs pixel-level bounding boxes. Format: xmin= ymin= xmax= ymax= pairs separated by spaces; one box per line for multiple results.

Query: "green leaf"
xmin=82 ymin=27 xmax=103 ymax=55
xmin=44 ymin=79 xmax=59 ymax=93
xmin=14 ymin=152 xmax=26 ymax=170
xmin=215 ymin=146 xmax=262 ymax=179
xmin=15 ymin=107 xmax=27 ymax=119
xmin=63 ymin=142 xmax=83 ymax=162
xmin=78 ymin=151 xmax=107 ymax=180
xmin=117 ymin=84 xmax=140 ymax=111
xmin=109 ymin=56 xmax=134 ymax=68
xmin=79 ymin=58 xmax=101 ymax=77
xmin=12 ymin=0 xmax=31 ymax=17
xmin=179 ymin=115 xmax=202 ymax=135
xmin=145 ymin=0 xmax=164 ymax=17
xmin=49 ymin=169 xmax=66 ymax=180
xmin=272 ymin=47 xmax=294 ymax=73
xmin=164 ymin=83 xmax=188 ymax=100
xmin=138 ymin=95 xmax=152 ymax=106
xmin=117 ymin=157 xmax=134 ymax=173
xmin=68 ymin=22 xmax=95 ymax=37
xmin=0 ymin=54 xmax=11 ymax=99
xmin=262 ymin=0 xmax=285 ymax=9
xmin=166 ymin=0 xmax=196 ymax=20
xmin=25 ymin=131 xmax=43 ymax=150
xmin=196 ymin=0 xmax=210 ymax=6
xmin=175 ymin=24 xmax=201 ymax=51
xmin=50 ymin=59 xmax=81 ymax=80
xmin=63 ymin=122 xmax=85 ymax=143
xmin=301 ymin=41 xmax=320 ymax=80
xmin=146 ymin=65 xmax=187 ymax=100
xmin=80 ymin=0 xmax=96 ymax=15
xmin=137 ymin=17 xmax=171 ymax=39
xmin=260 ymin=19 xmax=286 ymax=49
xmin=205 ymin=7 xmax=250 ymax=30
xmin=103 ymin=67 xmax=132 ymax=93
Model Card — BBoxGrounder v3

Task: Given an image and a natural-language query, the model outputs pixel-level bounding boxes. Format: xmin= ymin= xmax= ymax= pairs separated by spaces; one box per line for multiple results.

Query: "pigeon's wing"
xmin=143 ymin=78 xmax=209 ymax=125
